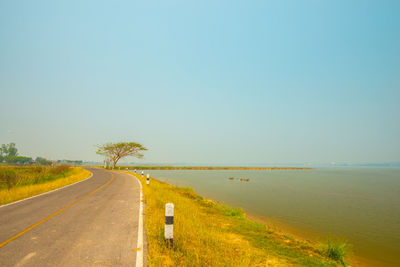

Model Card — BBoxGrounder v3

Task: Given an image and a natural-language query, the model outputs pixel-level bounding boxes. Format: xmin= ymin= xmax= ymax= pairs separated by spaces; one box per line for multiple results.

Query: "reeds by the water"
xmin=321 ymin=238 xmax=352 ymax=266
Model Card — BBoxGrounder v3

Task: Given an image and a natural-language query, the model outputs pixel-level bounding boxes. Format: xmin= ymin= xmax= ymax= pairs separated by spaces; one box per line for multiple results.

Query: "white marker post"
xmin=164 ymin=203 xmax=174 ymax=247
xmin=146 ymin=174 xmax=150 ymax=185
xmin=141 ymin=171 xmax=144 ymax=177
xmin=134 ymin=169 xmax=137 ymax=173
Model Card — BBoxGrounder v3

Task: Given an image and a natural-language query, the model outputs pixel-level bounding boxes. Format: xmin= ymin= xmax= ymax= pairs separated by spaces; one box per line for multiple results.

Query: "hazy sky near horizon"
xmin=1 ymin=0 xmax=399 ymax=165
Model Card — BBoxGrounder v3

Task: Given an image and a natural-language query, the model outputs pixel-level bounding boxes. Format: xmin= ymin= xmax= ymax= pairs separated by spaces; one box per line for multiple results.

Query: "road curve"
xmin=0 ymin=168 xmax=141 ymax=267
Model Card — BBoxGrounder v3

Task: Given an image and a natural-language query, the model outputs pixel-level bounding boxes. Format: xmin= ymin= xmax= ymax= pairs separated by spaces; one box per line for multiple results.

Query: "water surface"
xmin=142 ymin=168 xmax=400 ymax=266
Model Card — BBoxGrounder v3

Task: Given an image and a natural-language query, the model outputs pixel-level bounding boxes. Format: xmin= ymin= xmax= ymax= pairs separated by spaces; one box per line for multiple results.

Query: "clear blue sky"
xmin=1 ymin=0 xmax=399 ymax=165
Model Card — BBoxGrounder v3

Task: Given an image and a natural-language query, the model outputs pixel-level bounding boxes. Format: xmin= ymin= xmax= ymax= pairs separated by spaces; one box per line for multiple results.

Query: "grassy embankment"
xmin=0 ymin=166 xmax=91 ymax=205
xmin=122 ymin=166 xmax=313 ymax=170
xmin=126 ymin=171 xmax=350 ymax=267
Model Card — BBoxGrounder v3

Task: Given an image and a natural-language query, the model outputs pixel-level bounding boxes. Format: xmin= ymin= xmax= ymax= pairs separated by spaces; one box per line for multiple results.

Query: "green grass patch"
xmin=321 ymin=238 xmax=351 ymax=266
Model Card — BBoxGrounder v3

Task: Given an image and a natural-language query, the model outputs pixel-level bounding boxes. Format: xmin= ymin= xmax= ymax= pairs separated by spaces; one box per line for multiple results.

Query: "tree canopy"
xmin=0 ymin=143 xmax=18 ymax=157
xmin=96 ymin=142 xmax=147 ymax=168
xmin=4 ymin=156 xmax=32 ymax=165
xmin=1 ymin=143 xmax=19 ymax=163
xmin=35 ymin=157 xmax=52 ymax=166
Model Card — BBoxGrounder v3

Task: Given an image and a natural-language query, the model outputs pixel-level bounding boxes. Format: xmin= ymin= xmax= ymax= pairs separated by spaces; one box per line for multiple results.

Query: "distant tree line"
xmin=0 ymin=143 xmax=82 ymax=166
xmin=0 ymin=143 xmax=31 ymax=164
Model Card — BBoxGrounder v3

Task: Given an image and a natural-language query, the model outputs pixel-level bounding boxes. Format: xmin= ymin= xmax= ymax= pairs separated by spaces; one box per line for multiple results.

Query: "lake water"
xmin=140 ymin=168 xmax=400 ymax=266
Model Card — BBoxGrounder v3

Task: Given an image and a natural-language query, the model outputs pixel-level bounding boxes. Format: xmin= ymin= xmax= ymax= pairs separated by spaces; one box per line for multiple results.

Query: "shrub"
xmin=0 ymin=169 xmax=17 ymax=190
xmin=321 ymin=238 xmax=351 ymax=266
xmin=33 ymin=166 xmax=45 ymax=173
xmin=50 ymin=165 xmax=70 ymax=176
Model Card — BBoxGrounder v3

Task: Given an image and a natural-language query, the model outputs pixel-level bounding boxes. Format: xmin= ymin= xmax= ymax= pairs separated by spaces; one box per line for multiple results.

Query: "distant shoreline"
xmin=121 ymin=166 xmax=313 ymax=170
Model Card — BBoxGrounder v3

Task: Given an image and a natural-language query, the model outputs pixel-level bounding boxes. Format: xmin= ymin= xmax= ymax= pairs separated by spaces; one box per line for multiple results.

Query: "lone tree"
xmin=96 ymin=142 xmax=147 ymax=169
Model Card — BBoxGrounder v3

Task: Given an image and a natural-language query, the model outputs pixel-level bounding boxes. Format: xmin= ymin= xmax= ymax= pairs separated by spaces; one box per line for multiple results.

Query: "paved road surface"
xmin=0 ymin=168 xmax=141 ymax=267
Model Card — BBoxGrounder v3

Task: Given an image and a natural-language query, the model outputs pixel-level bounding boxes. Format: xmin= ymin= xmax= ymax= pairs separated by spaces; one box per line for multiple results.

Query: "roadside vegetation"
xmin=0 ymin=166 xmax=91 ymax=205
xmin=127 ymin=171 xmax=350 ymax=267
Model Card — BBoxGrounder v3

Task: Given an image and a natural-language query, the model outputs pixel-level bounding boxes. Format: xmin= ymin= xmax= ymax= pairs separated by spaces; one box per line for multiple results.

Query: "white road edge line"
xmin=0 ymin=170 xmax=94 ymax=209
xmin=15 ymin=252 xmax=37 ymax=267
xmin=134 ymin=172 xmax=144 ymax=267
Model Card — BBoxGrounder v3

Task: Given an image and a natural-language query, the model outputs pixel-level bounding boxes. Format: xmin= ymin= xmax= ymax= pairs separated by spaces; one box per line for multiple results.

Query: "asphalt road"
xmin=0 ymin=168 xmax=141 ymax=267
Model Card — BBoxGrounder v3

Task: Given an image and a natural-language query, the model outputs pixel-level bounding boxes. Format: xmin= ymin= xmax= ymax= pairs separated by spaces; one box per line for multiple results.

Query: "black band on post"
xmin=165 ymin=216 xmax=174 ymax=225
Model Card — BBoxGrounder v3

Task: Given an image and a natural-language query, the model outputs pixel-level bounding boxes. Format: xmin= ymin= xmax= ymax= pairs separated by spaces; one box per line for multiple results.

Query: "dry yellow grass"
xmin=122 ymin=171 xmax=340 ymax=267
xmin=0 ymin=167 xmax=91 ymax=205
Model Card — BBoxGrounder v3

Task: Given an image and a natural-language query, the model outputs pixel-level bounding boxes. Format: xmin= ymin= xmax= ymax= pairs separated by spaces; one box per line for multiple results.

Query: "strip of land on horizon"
xmin=121 ymin=166 xmax=313 ymax=170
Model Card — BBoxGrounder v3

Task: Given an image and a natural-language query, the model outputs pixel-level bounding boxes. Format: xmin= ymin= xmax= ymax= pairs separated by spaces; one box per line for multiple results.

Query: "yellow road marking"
xmin=0 ymin=174 xmax=114 ymax=248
